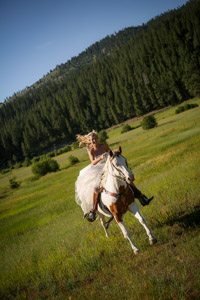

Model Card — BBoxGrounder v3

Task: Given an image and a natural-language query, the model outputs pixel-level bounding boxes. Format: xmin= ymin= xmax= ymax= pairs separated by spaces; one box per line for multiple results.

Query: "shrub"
xmin=69 ymin=155 xmax=79 ymax=166
xmin=56 ymin=149 xmax=63 ymax=155
xmin=28 ymin=174 xmax=40 ymax=182
xmin=14 ymin=162 xmax=22 ymax=169
xmin=8 ymin=160 xmax=13 ymax=169
xmin=175 ymin=106 xmax=185 ymax=114
xmin=1 ymin=168 xmax=10 ymax=175
xmin=175 ymin=103 xmax=198 ymax=114
xmin=47 ymin=152 xmax=55 ymax=157
xmin=32 ymin=156 xmax=40 ymax=164
xmin=9 ymin=177 xmax=20 ymax=189
xmin=190 ymin=103 xmax=198 ymax=108
xmin=39 ymin=155 xmax=47 ymax=162
xmin=63 ymin=145 xmax=72 ymax=152
xmin=72 ymin=142 xmax=79 ymax=150
xmin=121 ymin=124 xmax=132 ymax=134
xmin=98 ymin=130 xmax=108 ymax=143
xmin=47 ymin=159 xmax=59 ymax=172
xmin=141 ymin=115 xmax=157 ymax=130
xmin=32 ymin=159 xmax=60 ymax=176
xmin=22 ymin=158 xmax=31 ymax=167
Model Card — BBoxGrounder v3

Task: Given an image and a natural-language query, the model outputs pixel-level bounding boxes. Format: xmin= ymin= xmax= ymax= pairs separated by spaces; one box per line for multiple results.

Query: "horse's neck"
xmin=104 ymin=166 xmax=125 ymax=193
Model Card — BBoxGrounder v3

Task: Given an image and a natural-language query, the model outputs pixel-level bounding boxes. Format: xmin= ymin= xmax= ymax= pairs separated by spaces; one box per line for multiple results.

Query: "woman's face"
xmin=90 ymin=134 xmax=98 ymax=145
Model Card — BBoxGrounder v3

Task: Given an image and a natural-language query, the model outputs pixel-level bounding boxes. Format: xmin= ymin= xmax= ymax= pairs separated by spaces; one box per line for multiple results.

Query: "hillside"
xmin=5 ymin=26 xmax=140 ymax=102
xmin=0 ymin=0 xmax=200 ymax=169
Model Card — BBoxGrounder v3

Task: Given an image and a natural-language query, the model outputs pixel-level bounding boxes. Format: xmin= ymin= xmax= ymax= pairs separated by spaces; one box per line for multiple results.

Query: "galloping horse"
xmin=97 ymin=147 xmax=157 ymax=254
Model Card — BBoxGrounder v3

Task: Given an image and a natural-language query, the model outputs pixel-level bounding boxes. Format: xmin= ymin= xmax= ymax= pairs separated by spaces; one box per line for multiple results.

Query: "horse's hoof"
xmin=134 ymin=249 xmax=139 ymax=255
xmin=150 ymin=238 xmax=157 ymax=245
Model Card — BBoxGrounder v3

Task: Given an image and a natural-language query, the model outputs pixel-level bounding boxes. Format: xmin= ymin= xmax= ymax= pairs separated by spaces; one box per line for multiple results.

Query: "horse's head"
xmin=108 ymin=146 xmax=134 ymax=184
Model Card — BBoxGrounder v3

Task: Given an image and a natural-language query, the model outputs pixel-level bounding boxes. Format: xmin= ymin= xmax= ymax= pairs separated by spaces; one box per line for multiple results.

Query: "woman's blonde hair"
xmin=76 ymin=130 xmax=98 ymax=149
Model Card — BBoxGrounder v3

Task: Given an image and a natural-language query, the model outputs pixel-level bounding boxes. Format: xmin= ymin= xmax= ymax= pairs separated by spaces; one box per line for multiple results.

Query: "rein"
xmin=101 ymin=187 xmax=121 ymax=199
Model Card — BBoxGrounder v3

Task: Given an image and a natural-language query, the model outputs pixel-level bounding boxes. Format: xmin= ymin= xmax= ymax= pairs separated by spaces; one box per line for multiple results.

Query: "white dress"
xmin=75 ymin=154 xmax=107 ymax=213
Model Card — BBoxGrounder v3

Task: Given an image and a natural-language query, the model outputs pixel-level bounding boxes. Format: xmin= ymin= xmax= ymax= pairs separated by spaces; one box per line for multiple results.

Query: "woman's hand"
xmin=100 ymin=153 xmax=106 ymax=160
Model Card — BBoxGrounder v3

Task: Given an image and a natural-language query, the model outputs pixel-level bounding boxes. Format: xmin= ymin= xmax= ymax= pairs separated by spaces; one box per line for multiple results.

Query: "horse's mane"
xmin=100 ymin=150 xmax=120 ymax=187
xmin=100 ymin=156 xmax=110 ymax=188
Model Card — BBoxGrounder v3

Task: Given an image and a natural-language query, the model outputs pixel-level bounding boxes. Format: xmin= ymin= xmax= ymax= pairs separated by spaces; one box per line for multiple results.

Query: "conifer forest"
xmin=0 ymin=0 xmax=200 ymax=168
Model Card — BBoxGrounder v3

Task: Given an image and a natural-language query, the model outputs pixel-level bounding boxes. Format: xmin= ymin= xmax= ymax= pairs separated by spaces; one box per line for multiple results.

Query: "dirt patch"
xmin=107 ymin=106 xmax=170 ymax=130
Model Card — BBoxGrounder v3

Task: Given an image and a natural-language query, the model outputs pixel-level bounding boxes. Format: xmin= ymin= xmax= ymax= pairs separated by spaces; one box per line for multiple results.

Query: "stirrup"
xmin=83 ymin=210 xmax=96 ymax=222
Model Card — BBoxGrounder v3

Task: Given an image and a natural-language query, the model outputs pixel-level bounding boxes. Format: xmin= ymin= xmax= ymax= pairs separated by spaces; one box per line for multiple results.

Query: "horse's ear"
xmin=119 ymin=146 xmax=122 ymax=153
xmin=109 ymin=150 xmax=113 ymax=157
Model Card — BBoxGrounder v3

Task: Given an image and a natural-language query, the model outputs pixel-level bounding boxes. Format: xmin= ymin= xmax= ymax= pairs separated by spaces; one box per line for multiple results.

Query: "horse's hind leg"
xmin=129 ymin=201 xmax=157 ymax=245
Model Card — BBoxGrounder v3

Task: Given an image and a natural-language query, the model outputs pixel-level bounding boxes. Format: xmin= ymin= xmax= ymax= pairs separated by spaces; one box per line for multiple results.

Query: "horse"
xmin=96 ymin=146 xmax=157 ymax=254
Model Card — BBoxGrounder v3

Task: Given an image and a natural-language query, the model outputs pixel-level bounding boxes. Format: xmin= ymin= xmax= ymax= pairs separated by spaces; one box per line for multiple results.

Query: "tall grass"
xmin=0 ymin=98 xmax=200 ymax=299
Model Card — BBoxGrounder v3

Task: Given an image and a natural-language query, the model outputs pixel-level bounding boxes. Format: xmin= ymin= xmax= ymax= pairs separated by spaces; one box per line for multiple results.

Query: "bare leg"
xmin=92 ymin=188 xmax=99 ymax=211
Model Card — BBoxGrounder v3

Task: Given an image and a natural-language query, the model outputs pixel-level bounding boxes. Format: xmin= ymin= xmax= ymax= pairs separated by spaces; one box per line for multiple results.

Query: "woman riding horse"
xmin=75 ymin=130 xmax=153 ymax=222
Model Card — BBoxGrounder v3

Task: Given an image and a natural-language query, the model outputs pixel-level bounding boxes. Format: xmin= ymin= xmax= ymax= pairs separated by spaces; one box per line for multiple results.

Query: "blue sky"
xmin=0 ymin=0 xmax=188 ymax=102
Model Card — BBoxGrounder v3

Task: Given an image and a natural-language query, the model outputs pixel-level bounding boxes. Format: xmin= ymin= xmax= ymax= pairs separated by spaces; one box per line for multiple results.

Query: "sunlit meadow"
xmin=0 ymin=98 xmax=200 ymax=299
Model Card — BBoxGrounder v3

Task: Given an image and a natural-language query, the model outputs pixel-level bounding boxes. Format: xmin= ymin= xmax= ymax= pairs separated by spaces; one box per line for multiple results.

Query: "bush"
xmin=98 ymin=130 xmax=108 ymax=143
xmin=175 ymin=106 xmax=185 ymax=114
xmin=56 ymin=149 xmax=63 ymax=155
xmin=121 ymin=124 xmax=132 ymax=134
xmin=69 ymin=155 xmax=79 ymax=166
xmin=14 ymin=162 xmax=22 ymax=169
xmin=40 ymin=155 xmax=47 ymax=162
xmin=63 ymin=145 xmax=72 ymax=152
xmin=32 ymin=159 xmax=60 ymax=176
xmin=190 ymin=103 xmax=198 ymax=108
xmin=175 ymin=103 xmax=198 ymax=114
xmin=47 ymin=152 xmax=55 ymax=157
xmin=1 ymin=168 xmax=11 ymax=175
xmin=28 ymin=174 xmax=40 ymax=182
xmin=8 ymin=161 xmax=13 ymax=169
xmin=22 ymin=158 xmax=31 ymax=167
xmin=47 ymin=159 xmax=59 ymax=172
xmin=141 ymin=115 xmax=157 ymax=130
xmin=32 ymin=156 xmax=40 ymax=164
xmin=72 ymin=142 xmax=79 ymax=150
xmin=9 ymin=177 xmax=20 ymax=189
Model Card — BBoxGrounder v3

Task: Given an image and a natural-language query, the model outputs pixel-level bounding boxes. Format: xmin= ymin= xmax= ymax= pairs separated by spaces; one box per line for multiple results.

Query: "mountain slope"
xmin=0 ymin=0 xmax=200 ymax=168
xmin=6 ymin=26 xmax=141 ymax=103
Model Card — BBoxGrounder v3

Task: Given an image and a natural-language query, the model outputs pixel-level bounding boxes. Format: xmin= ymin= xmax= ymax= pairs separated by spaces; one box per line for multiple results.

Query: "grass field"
xmin=0 ymin=97 xmax=200 ymax=300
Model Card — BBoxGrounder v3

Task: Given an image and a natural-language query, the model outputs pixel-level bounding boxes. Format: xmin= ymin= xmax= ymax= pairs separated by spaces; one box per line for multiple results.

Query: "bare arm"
xmin=89 ymin=150 xmax=106 ymax=165
xmin=89 ymin=144 xmax=110 ymax=165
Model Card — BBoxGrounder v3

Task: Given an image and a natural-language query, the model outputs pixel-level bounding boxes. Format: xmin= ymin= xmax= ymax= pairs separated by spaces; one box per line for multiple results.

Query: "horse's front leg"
xmin=98 ymin=214 xmax=109 ymax=238
xmin=129 ymin=201 xmax=157 ymax=245
xmin=110 ymin=205 xmax=139 ymax=254
xmin=117 ymin=221 xmax=139 ymax=254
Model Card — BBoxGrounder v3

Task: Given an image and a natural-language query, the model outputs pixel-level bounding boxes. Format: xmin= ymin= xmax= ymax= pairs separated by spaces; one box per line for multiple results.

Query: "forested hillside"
xmin=0 ymin=0 xmax=200 ymax=168
xmin=4 ymin=26 xmax=139 ymax=102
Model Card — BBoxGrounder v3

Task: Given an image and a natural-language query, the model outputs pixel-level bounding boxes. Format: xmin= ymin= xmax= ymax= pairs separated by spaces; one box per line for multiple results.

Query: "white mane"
xmin=100 ymin=157 xmax=110 ymax=188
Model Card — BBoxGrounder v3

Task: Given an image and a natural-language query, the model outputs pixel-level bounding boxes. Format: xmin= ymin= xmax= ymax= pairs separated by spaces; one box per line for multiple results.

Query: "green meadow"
xmin=0 ymin=98 xmax=200 ymax=300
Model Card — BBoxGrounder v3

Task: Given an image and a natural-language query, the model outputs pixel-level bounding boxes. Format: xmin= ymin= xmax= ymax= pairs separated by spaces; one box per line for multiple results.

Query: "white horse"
xmin=97 ymin=147 xmax=157 ymax=254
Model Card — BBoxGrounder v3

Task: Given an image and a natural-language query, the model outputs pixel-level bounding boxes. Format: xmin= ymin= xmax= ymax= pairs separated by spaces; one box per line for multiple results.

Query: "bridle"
xmin=109 ymin=154 xmax=129 ymax=182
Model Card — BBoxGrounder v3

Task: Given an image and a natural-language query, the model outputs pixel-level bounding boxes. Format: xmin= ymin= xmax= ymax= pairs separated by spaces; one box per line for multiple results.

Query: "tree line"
xmin=0 ymin=0 xmax=200 ymax=168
